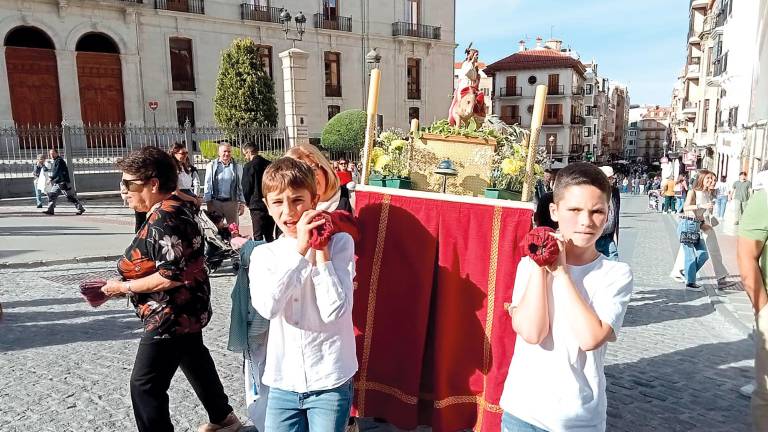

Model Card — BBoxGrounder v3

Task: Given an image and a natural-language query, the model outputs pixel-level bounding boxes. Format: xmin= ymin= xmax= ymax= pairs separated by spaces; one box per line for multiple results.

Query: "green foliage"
xmin=214 ymin=38 xmax=278 ymax=132
xmin=199 ymin=140 xmax=282 ymax=163
xmin=321 ymin=109 xmax=367 ymax=152
xmin=370 ymin=128 xmax=410 ymax=177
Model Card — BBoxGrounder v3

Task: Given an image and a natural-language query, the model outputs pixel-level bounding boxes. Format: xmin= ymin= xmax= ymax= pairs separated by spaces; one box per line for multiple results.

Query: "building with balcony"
xmin=635 ymin=105 xmax=671 ymax=163
xmin=610 ymin=84 xmax=629 ymax=161
xmin=744 ymin=2 xmax=768 ymax=180
xmin=582 ymin=62 xmax=610 ymax=162
xmin=0 ymin=0 xmax=456 ymax=139
xmin=484 ymin=37 xmax=587 ymax=168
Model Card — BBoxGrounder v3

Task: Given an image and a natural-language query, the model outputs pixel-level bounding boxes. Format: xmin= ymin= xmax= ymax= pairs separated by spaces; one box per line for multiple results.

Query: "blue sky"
xmin=455 ymin=0 xmax=691 ymax=106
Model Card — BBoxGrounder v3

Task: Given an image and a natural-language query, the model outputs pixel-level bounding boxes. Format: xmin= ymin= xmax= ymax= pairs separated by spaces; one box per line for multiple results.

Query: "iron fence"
xmin=0 ymin=123 xmax=287 ymax=181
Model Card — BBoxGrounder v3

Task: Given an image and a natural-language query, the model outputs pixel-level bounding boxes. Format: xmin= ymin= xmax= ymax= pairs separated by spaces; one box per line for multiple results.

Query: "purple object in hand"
xmin=79 ymin=279 xmax=108 ymax=308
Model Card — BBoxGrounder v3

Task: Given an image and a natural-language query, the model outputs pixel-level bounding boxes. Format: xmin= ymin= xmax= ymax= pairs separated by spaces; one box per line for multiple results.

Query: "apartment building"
xmin=610 ymin=84 xmax=629 ymax=160
xmin=636 ymin=105 xmax=671 ymax=162
xmin=625 ymin=107 xmax=642 ymax=160
xmin=484 ymin=37 xmax=586 ymax=168
xmin=0 ymin=0 xmax=456 ymax=136
xmin=582 ymin=62 xmax=610 ymax=162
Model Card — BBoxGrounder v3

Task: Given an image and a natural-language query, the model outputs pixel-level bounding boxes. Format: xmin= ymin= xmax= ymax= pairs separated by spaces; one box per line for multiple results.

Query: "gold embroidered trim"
xmin=355 ymin=380 xmax=419 ymax=405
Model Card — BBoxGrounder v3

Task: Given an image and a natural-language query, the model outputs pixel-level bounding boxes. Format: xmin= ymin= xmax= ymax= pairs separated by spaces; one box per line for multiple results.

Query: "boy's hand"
xmin=296 ymin=209 xmax=326 ymax=256
xmin=546 ymin=232 xmax=569 ymax=277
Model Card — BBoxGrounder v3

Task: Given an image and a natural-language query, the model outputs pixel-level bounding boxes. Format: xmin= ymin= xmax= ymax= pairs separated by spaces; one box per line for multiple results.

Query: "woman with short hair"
xmin=101 ymin=146 xmax=241 ymax=432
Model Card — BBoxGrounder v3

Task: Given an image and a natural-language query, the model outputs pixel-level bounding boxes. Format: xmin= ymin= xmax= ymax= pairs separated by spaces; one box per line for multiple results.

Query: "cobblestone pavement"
xmin=0 ymin=194 xmax=756 ymax=431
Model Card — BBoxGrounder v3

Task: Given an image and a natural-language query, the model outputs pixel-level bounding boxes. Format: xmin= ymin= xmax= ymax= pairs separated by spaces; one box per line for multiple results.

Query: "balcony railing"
xmin=240 ymin=4 xmax=281 ymax=23
xmin=547 ymin=85 xmax=565 ymax=96
xmin=713 ymin=52 xmax=728 ymax=76
xmin=120 ymin=0 xmax=143 ymax=3
xmin=407 ymin=88 xmax=421 ymax=100
xmin=499 ymin=87 xmax=522 ymax=97
xmin=392 ymin=22 xmax=441 ymax=40
xmin=572 ymin=86 xmax=584 ymax=96
xmin=314 ymin=13 xmax=352 ymax=32
xmin=570 ymin=115 xmax=585 ymax=125
xmin=325 ymin=84 xmax=342 ymax=97
xmin=500 ymin=115 xmax=521 ymax=125
xmin=686 ymin=63 xmax=700 ymax=76
xmin=155 ymin=0 xmax=204 ymax=14
xmin=543 ymin=116 xmax=563 ymax=125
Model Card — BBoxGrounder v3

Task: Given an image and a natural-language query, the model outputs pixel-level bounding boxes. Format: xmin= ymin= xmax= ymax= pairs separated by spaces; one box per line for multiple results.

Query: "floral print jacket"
xmin=118 ymin=195 xmax=211 ymax=337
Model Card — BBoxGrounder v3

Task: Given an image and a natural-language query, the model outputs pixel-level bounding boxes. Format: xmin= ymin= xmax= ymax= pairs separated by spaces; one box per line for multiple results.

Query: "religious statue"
xmin=449 ymin=43 xmax=487 ymax=127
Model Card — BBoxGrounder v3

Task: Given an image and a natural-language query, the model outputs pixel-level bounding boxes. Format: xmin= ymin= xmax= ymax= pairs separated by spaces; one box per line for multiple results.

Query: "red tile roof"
xmin=483 ymin=49 xmax=586 ymax=76
xmin=454 ymin=61 xmax=487 ymax=69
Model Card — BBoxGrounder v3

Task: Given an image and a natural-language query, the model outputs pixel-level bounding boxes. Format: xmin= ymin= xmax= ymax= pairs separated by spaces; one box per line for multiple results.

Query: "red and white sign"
xmin=148 ymin=100 xmax=159 ymax=111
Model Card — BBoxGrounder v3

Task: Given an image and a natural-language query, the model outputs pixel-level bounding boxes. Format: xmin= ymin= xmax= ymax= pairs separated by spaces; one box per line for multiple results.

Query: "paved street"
xmin=0 ymin=194 xmax=757 ymax=431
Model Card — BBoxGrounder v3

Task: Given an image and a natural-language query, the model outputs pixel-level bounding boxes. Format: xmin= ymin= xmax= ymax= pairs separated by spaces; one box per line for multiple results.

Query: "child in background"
xmin=501 ymin=163 xmax=634 ymax=432
xmin=32 ymin=153 xmax=50 ymax=208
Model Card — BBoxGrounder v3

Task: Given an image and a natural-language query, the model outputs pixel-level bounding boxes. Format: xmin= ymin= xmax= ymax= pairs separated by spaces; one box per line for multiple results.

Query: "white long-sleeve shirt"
xmin=249 ymin=233 xmax=357 ymax=393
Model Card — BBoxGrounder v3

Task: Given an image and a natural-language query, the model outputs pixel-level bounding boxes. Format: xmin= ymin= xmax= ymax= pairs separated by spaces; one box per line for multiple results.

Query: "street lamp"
xmin=548 ymin=135 xmax=556 ymax=168
xmin=280 ymin=9 xmax=306 ymax=48
xmin=364 ymin=47 xmax=381 ymax=107
xmin=434 ymin=159 xmax=458 ymax=193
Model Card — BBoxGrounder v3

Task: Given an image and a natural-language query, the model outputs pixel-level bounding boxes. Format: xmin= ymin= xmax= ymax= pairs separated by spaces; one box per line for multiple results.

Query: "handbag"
xmin=680 ymin=229 xmax=701 ymax=246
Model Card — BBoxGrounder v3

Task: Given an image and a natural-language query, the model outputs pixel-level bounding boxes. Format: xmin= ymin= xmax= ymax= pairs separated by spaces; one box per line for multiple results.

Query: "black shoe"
xmin=685 ymin=283 xmax=704 ymax=291
xmin=42 ymin=210 xmax=54 ymax=215
xmin=76 ymin=208 xmax=85 ymax=215
xmin=36 ymin=204 xmax=43 ymax=208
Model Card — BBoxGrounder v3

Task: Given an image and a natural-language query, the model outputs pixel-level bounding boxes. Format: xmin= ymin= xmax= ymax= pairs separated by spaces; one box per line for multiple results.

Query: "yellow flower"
xmin=501 ymin=158 xmax=524 ymax=175
xmin=389 ymin=139 xmax=407 ymax=152
xmin=373 ymin=154 xmax=392 ymax=172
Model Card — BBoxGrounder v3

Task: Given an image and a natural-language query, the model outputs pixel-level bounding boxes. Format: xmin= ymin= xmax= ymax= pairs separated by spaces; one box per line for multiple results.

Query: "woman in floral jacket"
xmin=101 ymin=146 xmax=241 ymax=432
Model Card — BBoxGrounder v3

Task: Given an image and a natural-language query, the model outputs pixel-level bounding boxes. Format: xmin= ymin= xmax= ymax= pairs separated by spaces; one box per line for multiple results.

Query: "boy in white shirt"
xmin=249 ymin=157 xmax=356 ymax=432
xmin=501 ymin=162 xmax=634 ymax=432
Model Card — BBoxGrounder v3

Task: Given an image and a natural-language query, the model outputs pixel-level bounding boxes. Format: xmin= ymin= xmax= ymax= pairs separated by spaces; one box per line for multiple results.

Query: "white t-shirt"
xmin=500 ymin=255 xmax=633 ymax=432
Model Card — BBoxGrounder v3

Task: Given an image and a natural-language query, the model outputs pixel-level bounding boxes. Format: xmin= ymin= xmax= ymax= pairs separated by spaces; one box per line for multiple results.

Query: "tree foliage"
xmin=321 ymin=109 xmax=367 ymax=152
xmin=214 ymin=38 xmax=278 ymax=132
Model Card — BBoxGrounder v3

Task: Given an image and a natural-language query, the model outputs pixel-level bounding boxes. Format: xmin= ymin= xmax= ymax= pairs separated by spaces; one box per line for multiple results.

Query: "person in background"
xmin=170 ymin=142 xmax=200 ymax=199
xmin=203 ymin=143 xmax=246 ymax=226
xmin=621 ymin=176 xmax=629 ymax=194
xmin=534 ymin=169 xmax=554 ymax=205
xmin=286 ymin=144 xmax=353 ymax=213
xmin=639 ymin=176 xmax=647 ymax=195
xmin=674 ymin=174 xmax=688 ymax=213
xmin=241 ymin=142 xmax=274 ymax=242
xmin=632 ymin=176 xmax=640 ymax=195
xmin=348 ymin=159 xmax=360 ymax=184
xmin=32 ymin=153 xmax=50 ymax=208
xmin=43 ymin=148 xmax=85 ymax=216
xmin=596 ymin=166 xmax=620 ymax=261
xmin=335 ymin=158 xmax=353 ymax=186
xmin=662 ymin=176 xmax=677 ymax=214
xmin=736 ymin=187 xmax=768 ymax=430
xmin=715 ymin=175 xmax=730 ymax=220
xmin=730 ymin=171 xmax=753 ymax=224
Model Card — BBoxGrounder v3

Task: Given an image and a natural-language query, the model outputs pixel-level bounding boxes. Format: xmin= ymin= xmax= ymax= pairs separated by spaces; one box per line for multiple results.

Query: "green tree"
xmin=214 ymin=38 xmax=278 ymax=132
xmin=321 ymin=109 xmax=367 ymax=152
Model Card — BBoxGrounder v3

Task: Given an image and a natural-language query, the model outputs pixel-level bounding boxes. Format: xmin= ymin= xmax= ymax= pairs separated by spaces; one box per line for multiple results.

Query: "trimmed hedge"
xmin=321 ymin=109 xmax=367 ymax=153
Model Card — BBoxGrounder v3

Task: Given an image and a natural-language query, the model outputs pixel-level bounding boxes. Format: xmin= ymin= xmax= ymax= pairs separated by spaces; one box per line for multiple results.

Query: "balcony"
xmin=682 ymin=101 xmax=697 ymax=117
xmin=407 ymin=88 xmax=421 ymax=100
xmin=392 ymin=22 xmax=441 ymax=40
xmin=155 ymin=0 xmax=204 ymax=14
xmin=240 ymin=4 xmax=281 ymax=23
xmin=547 ymin=85 xmax=565 ymax=96
xmin=685 ymin=63 xmax=700 ymax=79
xmin=314 ymin=13 xmax=352 ymax=32
xmin=572 ymin=86 xmax=584 ymax=96
xmin=570 ymin=115 xmax=585 ymax=125
xmin=325 ymin=84 xmax=342 ymax=98
xmin=543 ymin=116 xmax=563 ymax=126
xmin=499 ymin=87 xmax=522 ymax=97
xmin=500 ymin=115 xmax=521 ymax=125
xmin=691 ymin=0 xmax=708 ymax=9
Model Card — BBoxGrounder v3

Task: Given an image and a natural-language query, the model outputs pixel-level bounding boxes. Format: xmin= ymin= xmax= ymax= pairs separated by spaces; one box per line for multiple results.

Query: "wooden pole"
xmin=521 ymin=84 xmax=548 ymax=202
xmin=361 ymin=68 xmax=382 ymax=185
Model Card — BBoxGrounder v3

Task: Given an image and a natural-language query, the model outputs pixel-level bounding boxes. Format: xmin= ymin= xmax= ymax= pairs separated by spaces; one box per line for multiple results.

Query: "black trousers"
xmin=130 ymin=332 xmax=232 ymax=432
xmin=250 ymin=208 xmax=275 ymax=242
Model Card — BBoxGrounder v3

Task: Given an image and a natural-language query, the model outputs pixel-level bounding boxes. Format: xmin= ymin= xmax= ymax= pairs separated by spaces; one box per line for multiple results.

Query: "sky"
xmin=455 ymin=0 xmax=691 ymax=106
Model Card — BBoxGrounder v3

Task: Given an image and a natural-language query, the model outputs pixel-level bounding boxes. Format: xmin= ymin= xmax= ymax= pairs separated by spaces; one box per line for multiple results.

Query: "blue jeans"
xmin=596 ymin=235 xmax=618 ymax=261
xmin=716 ymin=196 xmax=728 ymax=219
xmin=675 ymin=196 xmax=684 ymax=213
xmin=678 ymin=219 xmax=709 ymax=284
xmin=265 ymin=379 xmax=353 ymax=432
xmin=33 ymin=184 xmax=45 ymax=206
xmin=502 ymin=413 xmax=548 ymax=432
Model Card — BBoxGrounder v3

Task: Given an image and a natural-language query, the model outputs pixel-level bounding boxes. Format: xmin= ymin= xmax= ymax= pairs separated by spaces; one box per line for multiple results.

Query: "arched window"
xmin=76 ymin=33 xmax=119 ymax=54
xmin=4 ymin=26 xmax=55 ymax=49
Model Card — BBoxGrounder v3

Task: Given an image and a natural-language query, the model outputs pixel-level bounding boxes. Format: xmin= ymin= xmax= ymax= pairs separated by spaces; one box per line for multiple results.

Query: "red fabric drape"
xmin=352 ymin=189 xmax=533 ymax=432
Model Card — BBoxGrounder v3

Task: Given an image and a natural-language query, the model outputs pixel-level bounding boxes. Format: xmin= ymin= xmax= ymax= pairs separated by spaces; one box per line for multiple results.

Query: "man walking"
xmin=44 ymin=148 xmax=85 ymax=215
xmin=203 ymin=142 xmax=245 ymax=225
xmin=731 ymin=171 xmax=753 ymax=223
xmin=715 ymin=175 xmax=730 ymax=219
xmin=737 ymin=188 xmax=768 ymax=430
xmin=597 ymin=166 xmax=620 ymax=260
xmin=662 ymin=176 xmax=676 ymax=213
xmin=534 ymin=169 xmax=554 ymax=204
xmin=241 ymin=143 xmax=274 ymax=242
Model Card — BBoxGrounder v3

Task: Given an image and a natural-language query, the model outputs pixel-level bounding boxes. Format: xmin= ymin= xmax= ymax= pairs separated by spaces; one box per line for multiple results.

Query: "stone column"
xmin=0 ymin=47 xmax=13 ymax=126
xmin=121 ymin=54 xmax=143 ymax=126
xmin=56 ymin=50 xmax=83 ymax=126
xmin=279 ymin=48 xmax=310 ymax=148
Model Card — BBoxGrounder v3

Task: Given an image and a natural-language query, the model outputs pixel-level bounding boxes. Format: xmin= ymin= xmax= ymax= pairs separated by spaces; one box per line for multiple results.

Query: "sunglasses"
xmin=120 ymin=178 xmax=147 ymax=192
xmin=176 ymin=151 xmax=189 ymax=156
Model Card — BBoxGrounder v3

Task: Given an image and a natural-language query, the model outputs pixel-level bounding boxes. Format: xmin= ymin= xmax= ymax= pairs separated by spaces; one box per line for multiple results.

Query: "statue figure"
xmin=449 ymin=43 xmax=487 ymax=127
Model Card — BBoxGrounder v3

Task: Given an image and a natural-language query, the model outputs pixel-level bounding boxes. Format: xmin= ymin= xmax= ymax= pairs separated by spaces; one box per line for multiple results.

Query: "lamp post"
xmin=548 ymin=135 xmax=555 ymax=168
xmin=364 ymin=48 xmax=381 ymax=107
xmin=279 ymin=9 xmax=306 ymax=48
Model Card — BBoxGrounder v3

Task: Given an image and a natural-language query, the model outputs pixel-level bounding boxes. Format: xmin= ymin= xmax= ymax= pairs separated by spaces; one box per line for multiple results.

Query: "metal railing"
xmin=155 ymin=0 xmax=204 ymax=14
xmin=572 ymin=86 xmax=584 ymax=96
xmin=570 ymin=115 xmax=585 ymax=125
xmin=407 ymin=88 xmax=421 ymax=100
xmin=325 ymin=84 xmax=342 ymax=97
xmin=240 ymin=4 xmax=282 ymax=23
xmin=313 ymin=13 xmax=352 ymax=32
xmin=547 ymin=85 xmax=565 ymax=96
xmin=543 ymin=116 xmax=563 ymax=125
xmin=392 ymin=22 xmax=441 ymax=40
xmin=499 ymin=87 xmax=522 ymax=97
xmin=500 ymin=116 xmax=521 ymax=125
xmin=0 ymin=123 xmax=287 ymax=188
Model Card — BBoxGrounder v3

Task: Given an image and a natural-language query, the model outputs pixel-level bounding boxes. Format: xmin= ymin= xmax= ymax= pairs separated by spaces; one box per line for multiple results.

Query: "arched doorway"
xmin=4 ymin=26 xmax=63 ymax=146
xmin=75 ymin=33 xmax=125 ymax=147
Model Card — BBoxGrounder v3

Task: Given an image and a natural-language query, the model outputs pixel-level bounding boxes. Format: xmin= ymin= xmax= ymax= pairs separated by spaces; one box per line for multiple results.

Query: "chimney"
xmin=535 ymin=36 xmax=543 ymax=49
xmin=518 ymin=40 xmax=526 ymax=52
xmin=545 ymin=38 xmax=562 ymax=51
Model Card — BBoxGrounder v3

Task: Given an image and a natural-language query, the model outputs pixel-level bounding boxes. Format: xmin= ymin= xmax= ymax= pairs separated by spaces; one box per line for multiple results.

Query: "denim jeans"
xmin=675 ymin=196 xmax=685 ymax=213
xmin=716 ymin=196 xmax=728 ymax=219
xmin=677 ymin=219 xmax=708 ymax=284
xmin=265 ymin=379 xmax=353 ymax=432
xmin=596 ymin=235 xmax=618 ymax=261
xmin=33 ymin=184 xmax=45 ymax=206
xmin=502 ymin=412 xmax=548 ymax=432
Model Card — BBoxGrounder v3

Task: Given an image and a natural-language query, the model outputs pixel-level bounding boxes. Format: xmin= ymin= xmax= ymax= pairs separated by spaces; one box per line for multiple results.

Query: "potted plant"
xmin=484 ymin=123 xmax=544 ymax=201
xmin=369 ymin=129 xmax=412 ymax=189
